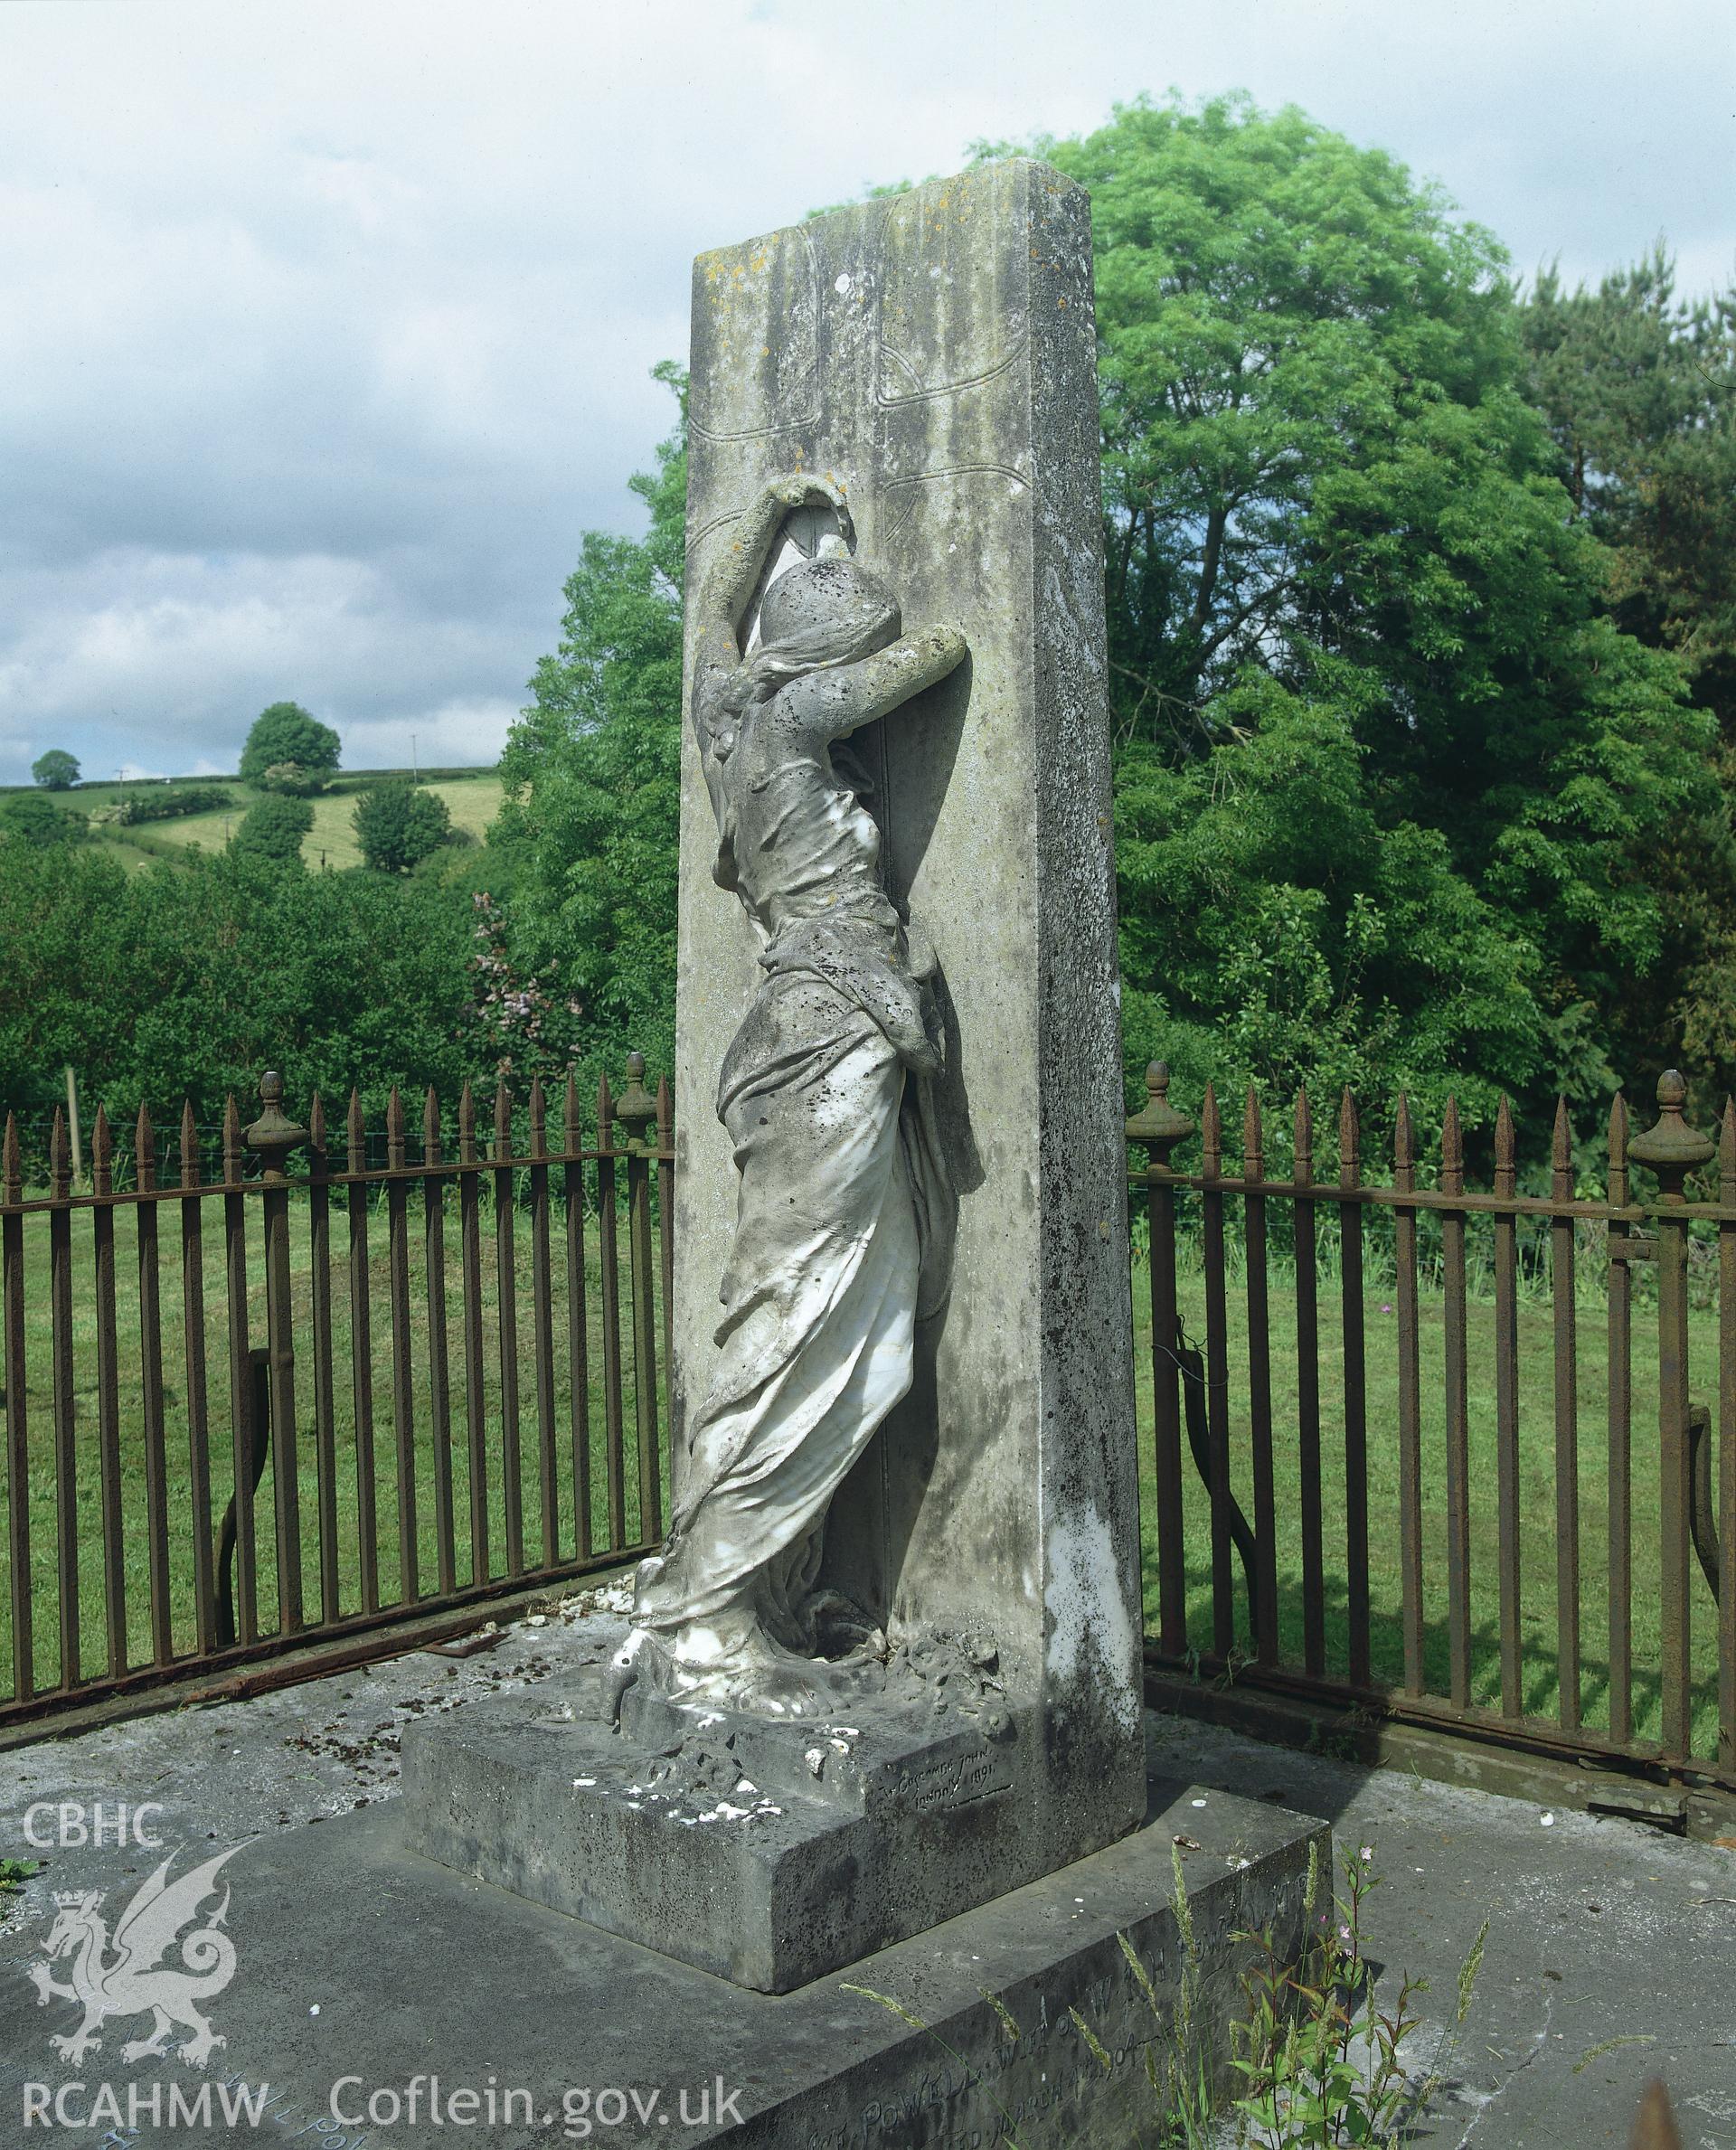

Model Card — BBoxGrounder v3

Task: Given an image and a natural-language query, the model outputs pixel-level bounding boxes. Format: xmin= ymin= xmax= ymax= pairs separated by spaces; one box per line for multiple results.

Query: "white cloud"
xmin=0 ymin=0 xmax=1729 ymax=783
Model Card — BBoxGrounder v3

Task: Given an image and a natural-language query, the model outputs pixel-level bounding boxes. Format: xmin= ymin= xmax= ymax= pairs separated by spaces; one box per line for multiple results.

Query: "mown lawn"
xmin=1136 ymin=1237 xmax=1728 ymax=1762
xmin=0 ymin=1183 xmax=659 ymax=1697
xmin=5 ymin=1200 xmax=1725 ymax=1765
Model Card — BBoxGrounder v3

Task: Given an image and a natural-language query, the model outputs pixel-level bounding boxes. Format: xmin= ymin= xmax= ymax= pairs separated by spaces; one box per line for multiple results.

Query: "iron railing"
xmin=0 ymin=1057 xmax=672 ymax=1731
xmin=7 ymin=1040 xmax=1733 ymax=1810
xmin=1130 ymin=1061 xmax=1735 ymax=1795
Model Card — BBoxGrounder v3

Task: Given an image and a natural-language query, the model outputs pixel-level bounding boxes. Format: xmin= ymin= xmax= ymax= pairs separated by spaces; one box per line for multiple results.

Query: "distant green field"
xmin=9 ymin=769 xmax=505 ymax=872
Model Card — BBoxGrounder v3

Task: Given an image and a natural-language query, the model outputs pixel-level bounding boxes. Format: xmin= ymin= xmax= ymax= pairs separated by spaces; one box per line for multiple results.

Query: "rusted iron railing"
xmin=0 ymin=1057 xmax=672 ymax=1732
xmin=1131 ymin=1061 xmax=1736 ymax=1796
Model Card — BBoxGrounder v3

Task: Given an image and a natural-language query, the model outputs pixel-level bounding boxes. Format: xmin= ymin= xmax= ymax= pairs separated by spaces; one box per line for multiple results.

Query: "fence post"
xmin=615 ymin=1051 xmax=664 ymax=1545
xmin=1127 ymin=1062 xmax=1194 ymax=1662
xmin=245 ymin=1070 xmax=307 ymax=1636
xmin=1629 ymin=1070 xmax=1713 ymax=1762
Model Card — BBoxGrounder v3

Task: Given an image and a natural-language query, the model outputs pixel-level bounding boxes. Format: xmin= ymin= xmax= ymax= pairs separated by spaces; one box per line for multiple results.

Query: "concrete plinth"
xmin=401 ymin=1651 xmax=1145 ymax=1993
xmin=0 ymin=1778 xmax=1326 ymax=2148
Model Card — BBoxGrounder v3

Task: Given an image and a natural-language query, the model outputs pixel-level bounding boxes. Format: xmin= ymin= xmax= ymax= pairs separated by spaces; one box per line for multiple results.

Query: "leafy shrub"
xmin=112 ymin=782 xmax=235 ymax=825
xmin=0 ymin=794 xmax=80 ymax=846
xmin=232 ymin=794 xmax=314 ymax=863
xmin=354 ymin=781 xmax=451 ymax=873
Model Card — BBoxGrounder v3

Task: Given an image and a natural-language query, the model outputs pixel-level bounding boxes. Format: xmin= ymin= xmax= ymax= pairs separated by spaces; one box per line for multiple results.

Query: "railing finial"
xmin=614 ymin=1051 xmax=658 ymax=1148
xmin=1628 ymin=1067 xmax=1713 ymax=1202
xmin=1127 ymin=1060 xmax=1193 ymax=1149
xmin=244 ymin=1070 xmax=308 ymax=1183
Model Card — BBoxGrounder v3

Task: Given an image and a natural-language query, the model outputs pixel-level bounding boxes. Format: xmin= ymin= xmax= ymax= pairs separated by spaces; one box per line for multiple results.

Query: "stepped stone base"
xmin=0 ymin=1772 xmax=1326 ymax=2148
xmin=399 ymin=1646 xmax=1145 ymax=1993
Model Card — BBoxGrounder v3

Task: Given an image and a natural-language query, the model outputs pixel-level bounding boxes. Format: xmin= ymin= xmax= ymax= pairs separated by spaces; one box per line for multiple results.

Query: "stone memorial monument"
xmin=390 ymin=160 xmax=1321 ymax=2139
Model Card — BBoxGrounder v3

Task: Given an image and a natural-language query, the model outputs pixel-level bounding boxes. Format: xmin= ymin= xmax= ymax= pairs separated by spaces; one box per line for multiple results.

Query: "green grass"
xmin=21 ymin=769 xmax=505 ymax=876
xmin=5 ymin=1186 xmax=1724 ymax=1765
xmin=1137 ymin=1230 xmax=1728 ymax=1761
xmin=0 ymin=1182 xmax=659 ymax=1698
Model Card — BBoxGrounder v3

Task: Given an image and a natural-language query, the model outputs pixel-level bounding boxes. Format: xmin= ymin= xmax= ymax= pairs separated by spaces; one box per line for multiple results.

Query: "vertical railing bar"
xmin=1639 ymin=1074 xmax=1700 ymax=1763
xmin=134 ymin=1107 xmax=173 ymax=1667
xmin=385 ymin=1088 xmax=418 ymax=1605
xmin=1720 ymin=1099 xmax=1736 ymax=1775
xmin=597 ymin=1072 xmax=627 ymax=1551
xmin=1441 ymin=1098 xmax=1472 ymax=1708
xmin=1607 ymin=1092 xmax=1633 ymax=1749
xmin=1394 ymin=1093 xmax=1424 ymax=1698
xmin=424 ymin=1089 xmax=457 ymax=1599
xmin=656 ymin=1074 xmax=675 ymax=1509
xmin=458 ymin=1085 xmax=488 ymax=1584
xmin=1200 ymin=1082 xmax=1233 ymax=1658
xmin=346 ymin=1091 xmax=380 ymax=1617
xmin=619 ymin=1056 xmax=664 ymax=1546
xmin=3 ymin=1115 xmax=33 ymax=1702
xmin=1340 ymin=1089 xmax=1371 ymax=1690
xmin=1552 ymin=1098 xmax=1581 ymax=1733
xmin=565 ymin=1075 xmax=593 ymax=1562
xmin=307 ymin=1095 xmax=340 ymax=1627
xmin=1494 ymin=1096 xmax=1523 ymax=1721
xmin=50 ymin=1110 xmax=79 ymax=1689
xmin=91 ymin=1107 xmax=127 ymax=1675
xmin=529 ymin=1080 xmax=560 ymax=1569
xmin=495 ymin=1081 xmax=524 ymax=1578
xmin=254 ymin=1079 xmax=303 ymax=1638
xmin=1243 ymin=1088 xmax=1278 ymax=1667
xmin=1293 ymin=1089 xmax=1325 ymax=1679
xmin=179 ymin=1105 xmax=216 ymax=1660
xmin=222 ymin=1098 xmax=258 ymax=1646
xmin=1130 ymin=1065 xmax=1189 ymax=1660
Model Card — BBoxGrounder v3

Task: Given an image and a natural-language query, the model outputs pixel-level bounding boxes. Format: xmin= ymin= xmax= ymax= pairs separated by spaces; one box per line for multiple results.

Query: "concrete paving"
xmin=1148 ymin=1708 xmax=1736 ymax=2148
xmin=1 ymin=1589 xmax=1731 ymax=2145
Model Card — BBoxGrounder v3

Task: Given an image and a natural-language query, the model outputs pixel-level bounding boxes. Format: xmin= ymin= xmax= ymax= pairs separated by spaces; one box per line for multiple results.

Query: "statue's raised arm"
xmin=693 ymin=474 xmax=854 ymax=698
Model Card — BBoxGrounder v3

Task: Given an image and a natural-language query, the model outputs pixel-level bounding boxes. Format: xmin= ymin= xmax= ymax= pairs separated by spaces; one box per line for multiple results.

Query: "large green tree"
xmin=1523 ymin=252 xmax=1736 ymax=1095
xmin=239 ymin=702 xmax=341 ymax=790
xmin=493 ymin=361 xmax=686 ymax=1089
xmin=1524 ymin=248 xmax=1736 ymax=732
xmin=30 ymin=750 xmax=80 ymax=791
xmin=1024 ymin=96 xmax=1712 ymax=1129
xmin=500 ymin=103 xmax=1718 ymax=1141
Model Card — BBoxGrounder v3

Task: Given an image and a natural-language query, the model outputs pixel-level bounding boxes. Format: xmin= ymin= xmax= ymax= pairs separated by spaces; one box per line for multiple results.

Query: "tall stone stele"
xmin=673 ymin=160 xmax=1144 ymax=1897
xmin=407 ymin=160 xmax=1144 ymax=1993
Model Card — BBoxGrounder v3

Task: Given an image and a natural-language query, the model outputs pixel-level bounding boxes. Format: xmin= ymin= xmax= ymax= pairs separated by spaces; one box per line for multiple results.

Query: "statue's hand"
xmin=766 ymin=474 xmax=854 ymax=542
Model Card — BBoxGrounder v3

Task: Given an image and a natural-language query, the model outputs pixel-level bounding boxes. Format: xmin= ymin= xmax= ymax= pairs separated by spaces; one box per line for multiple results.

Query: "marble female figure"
xmin=617 ymin=474 xmax=967 ymax=1715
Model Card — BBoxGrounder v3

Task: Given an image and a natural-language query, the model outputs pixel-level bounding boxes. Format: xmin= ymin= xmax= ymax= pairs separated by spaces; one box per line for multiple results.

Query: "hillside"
xmin=2 ymin=769 xmax=504 ymax=872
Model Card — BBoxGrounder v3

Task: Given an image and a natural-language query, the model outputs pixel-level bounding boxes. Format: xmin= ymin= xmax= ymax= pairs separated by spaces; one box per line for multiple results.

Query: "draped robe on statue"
xmin=631 ymin=611 xmax=958 ymax=1689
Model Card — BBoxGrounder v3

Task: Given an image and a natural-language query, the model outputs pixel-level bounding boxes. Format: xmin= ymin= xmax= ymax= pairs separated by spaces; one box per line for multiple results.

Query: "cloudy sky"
xmin=2 ymin=0 xmax=1731 ymax=786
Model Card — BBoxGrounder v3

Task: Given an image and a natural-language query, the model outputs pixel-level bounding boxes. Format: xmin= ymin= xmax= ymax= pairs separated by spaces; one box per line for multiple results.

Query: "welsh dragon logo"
xmin=28 ymin=1847 xmax=240 ymax=2067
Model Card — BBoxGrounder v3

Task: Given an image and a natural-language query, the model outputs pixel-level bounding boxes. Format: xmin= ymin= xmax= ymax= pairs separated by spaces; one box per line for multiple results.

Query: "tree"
xmin=30 ymin=750 xmax=80 ymax=791
xmin=494 ymin=362 xmax=685 ymax=1085
xmin=1521 ymin=252 xmax=1736 ymax=1094
xmin=999 ymin=96 xmax=1712 ymax=1127
xmin=0 ymin=793 xmax=79 ymax=847
xmin=354 ymin=781 xmax=451 ymax=873
xmin=232 ymin=793 xmax=313 ymax=863
xmin=239 ymin=703 xmax=340 ymax=790
xmin=1524 ymin=248 xmax=1736 ymax=731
